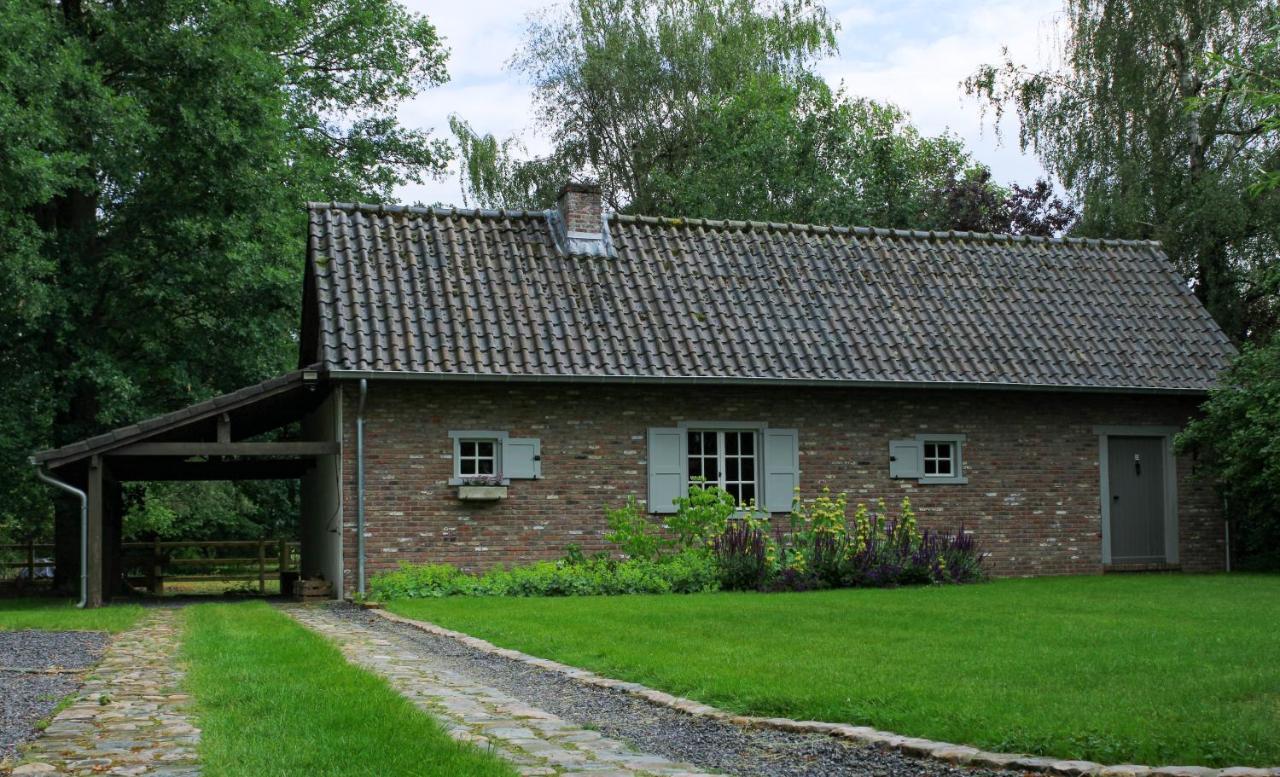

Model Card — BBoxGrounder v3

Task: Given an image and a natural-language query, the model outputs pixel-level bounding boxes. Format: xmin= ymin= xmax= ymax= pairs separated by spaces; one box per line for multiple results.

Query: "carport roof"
xmin=32 ymin=368 xmax=325 ymax=471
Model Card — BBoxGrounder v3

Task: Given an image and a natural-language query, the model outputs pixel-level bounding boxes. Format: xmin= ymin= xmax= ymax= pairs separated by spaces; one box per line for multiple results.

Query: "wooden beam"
xmin=111 ymin=441 xmax=338 ymax=457
xmin=216 ymin=413 xmax=231 ymax=443
xmin=108 ymin=458 xmax=316 ymax=481
xmin=86 ymin=455 xmax=104 ymax=609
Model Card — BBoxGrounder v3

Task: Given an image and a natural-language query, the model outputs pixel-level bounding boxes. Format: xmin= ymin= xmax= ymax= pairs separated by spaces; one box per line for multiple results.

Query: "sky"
xmin=396 ymin=0 xmax=1067 ymax=209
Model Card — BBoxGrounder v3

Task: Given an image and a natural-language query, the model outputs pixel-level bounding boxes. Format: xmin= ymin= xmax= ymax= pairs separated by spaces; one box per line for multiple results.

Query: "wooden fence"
xmin=1 ymin=539 xmax=300 ymax=595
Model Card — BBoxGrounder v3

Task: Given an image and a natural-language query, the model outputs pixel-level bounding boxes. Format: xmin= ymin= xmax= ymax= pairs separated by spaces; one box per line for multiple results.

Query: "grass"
xmin=388 ymin=574 xmax=1280 ymax=767
xmin=182 ymin=602 xmax=518 ymax=777
xmin=0 ymin=597 xmax=145 ymax=632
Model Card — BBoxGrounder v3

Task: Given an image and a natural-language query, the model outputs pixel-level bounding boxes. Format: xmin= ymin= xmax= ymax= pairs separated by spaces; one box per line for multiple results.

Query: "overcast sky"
xmin=397 ymin=0 xmax=1066 ymax=209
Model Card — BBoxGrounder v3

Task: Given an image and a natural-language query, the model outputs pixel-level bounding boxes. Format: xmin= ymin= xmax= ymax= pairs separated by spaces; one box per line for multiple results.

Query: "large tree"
xmin=0 ymin=0 xmax=450 ymax=584
xmin=966 ymin=0 xmax=1280 ymax=343
xmin=452 ymin=0 xmax=987 ymax=230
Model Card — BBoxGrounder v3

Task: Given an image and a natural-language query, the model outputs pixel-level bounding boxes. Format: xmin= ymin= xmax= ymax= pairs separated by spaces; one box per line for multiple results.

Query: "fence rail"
xmin=1 ymin=539 xmax=300 ymax=594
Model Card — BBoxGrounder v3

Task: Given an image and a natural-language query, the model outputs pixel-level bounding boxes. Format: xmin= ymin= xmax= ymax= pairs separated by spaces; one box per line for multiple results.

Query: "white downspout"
xmin=33 ymin=463 xmax=88 ymax=608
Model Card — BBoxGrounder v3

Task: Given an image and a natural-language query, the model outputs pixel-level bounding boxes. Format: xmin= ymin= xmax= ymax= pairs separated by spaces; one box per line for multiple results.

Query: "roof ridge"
xmin=612 ymin=213 xmax=1162 ymax=248
xmin=306 ymin=201 xmax=1161 ymax=249
xmin=306 ymin=201 xmax=549 ymax=220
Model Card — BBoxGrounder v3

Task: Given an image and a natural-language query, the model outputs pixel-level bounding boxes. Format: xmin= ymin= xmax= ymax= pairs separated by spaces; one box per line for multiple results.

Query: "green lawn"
xmin=388 ymin=575 xmax=1280 ymax=767
xmin=182 ymin=602 xmax=517 ymax=777
xmin=0 ymin=597 xmax=144 ymax=632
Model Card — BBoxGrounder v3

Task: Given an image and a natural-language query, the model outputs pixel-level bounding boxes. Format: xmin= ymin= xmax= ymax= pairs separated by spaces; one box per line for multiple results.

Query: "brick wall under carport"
xmin=338 ymin=381 xmax=1223 ymax=590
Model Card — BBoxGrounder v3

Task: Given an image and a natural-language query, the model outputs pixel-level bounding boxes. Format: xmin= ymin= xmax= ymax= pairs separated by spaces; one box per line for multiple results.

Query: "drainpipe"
xmin=356 ymin=379 xmax=368 ymax=596
xmin=33 ymin=463 xmax=88 ymax=608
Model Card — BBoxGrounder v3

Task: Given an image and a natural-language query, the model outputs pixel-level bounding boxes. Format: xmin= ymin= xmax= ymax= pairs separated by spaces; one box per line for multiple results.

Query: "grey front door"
xmin=1107 ymin=436 xmax=1166 ymax=563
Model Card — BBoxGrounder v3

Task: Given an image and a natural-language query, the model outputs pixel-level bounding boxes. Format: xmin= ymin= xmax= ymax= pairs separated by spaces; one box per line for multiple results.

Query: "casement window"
xmin=889 ymin=434 xmax=967 ymax=484
xmin=687 ymin=429 xmax=757 ymax=505
xmin=448 ymin=431 xmax=541 ymax=484
xmin=647 ymin=423 xmax=798 ymax=514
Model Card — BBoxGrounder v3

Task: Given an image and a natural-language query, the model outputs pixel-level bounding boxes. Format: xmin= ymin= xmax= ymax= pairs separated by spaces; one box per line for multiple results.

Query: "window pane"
xmin=739 ymin=433 xmax=754 ymax=455
xmin=726 ymin=482 xmax=742 ymax=503
xmin=739 ymin=483 xmax=755 ymax=504
xmin=703 ymin=433 xmax=718 ymax=454
xmin=478 ymin=458 xmax=494 ymax=475
xmin=740 ymin=458 xmax=755 ymax=481
xmin=477 ymin=441 xmax=495 ymax=458
xmin=460 ymin=441 xmax=475 ymax=457
xmin=461 ymin=458 xmax=476 ymax=475
xmin=689 ymin=458 xmax=703 ymax=479
xmin=725 ymin=433 xmax=738 ymax=455
xmin=924 ymin=458 xmax=937 ymax=475
xmin=688 ymin=432 xmax=701 ymax=455
xmin=725 ymin=458 xmax=739 ymax=481
xmin=924 ymin=443 xmax=937 ymax=459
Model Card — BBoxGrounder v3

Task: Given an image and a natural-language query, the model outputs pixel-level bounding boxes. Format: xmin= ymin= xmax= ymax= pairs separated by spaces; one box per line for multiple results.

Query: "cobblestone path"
xmin=11 ymin=609 xmax=200 ymax=777
xmin=284 ymin=604 xmax=717 ymax=777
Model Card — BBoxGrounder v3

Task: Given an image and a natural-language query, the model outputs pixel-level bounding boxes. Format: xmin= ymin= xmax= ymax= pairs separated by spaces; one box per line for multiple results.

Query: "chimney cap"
xmin=558 ymin=180 xmax=601 ymax=198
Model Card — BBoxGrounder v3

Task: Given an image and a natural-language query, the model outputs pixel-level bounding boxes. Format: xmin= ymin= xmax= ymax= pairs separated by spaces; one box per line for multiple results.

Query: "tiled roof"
xmin=305 ymin=202 xmax=1236 ymax=393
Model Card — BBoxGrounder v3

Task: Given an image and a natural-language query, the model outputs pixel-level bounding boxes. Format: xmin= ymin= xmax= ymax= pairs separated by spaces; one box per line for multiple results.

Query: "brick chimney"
xmin=557 ymin=181 xmax=603 ymax=235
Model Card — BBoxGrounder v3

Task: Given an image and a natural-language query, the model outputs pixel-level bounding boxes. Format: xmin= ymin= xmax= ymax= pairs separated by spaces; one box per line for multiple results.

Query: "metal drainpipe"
xmin=356 ymin=379 xmax=368 ymax=597
xmin=33 ymin=463 xmax=88 ymax=608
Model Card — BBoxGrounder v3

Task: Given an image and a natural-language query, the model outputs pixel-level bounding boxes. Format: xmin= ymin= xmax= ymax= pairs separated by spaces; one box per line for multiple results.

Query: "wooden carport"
xmin=31 ymin=368 xmax=339 ymax=607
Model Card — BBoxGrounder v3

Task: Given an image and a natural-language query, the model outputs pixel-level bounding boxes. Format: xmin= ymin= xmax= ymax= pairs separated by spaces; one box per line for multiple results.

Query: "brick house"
xmin=33 ymin=182 xmax=1237 ymax=604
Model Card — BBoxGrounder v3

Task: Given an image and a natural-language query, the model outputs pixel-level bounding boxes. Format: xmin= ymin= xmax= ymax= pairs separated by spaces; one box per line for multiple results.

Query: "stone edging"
xmin=370 ymin=608 xmax=1279 ymax=777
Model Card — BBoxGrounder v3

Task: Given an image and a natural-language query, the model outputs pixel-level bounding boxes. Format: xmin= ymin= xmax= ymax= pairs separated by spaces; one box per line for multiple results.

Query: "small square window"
xmin=458 ymin=439 xmax=497 ymax=477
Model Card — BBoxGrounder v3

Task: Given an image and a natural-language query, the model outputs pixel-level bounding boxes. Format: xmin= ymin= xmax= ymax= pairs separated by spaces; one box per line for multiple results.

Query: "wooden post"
xmin=26 ymin=539 xmax=35 ymax=585
xmin=86 ymin=456 xmax=104 ymax=608
xmin=258 ymin=538 xmax=266 ymax=594
xmin=151 ymin=536 xmax=164 ymax=595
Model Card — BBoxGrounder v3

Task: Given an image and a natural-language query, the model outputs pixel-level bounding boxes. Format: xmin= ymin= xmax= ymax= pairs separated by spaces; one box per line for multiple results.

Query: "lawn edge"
xmin=373 ymin=607 xmax=1280 ymax=777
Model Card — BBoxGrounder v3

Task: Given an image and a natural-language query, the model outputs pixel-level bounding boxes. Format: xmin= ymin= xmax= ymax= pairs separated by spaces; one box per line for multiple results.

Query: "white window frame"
xmin=448 ymin=430 xmax=509 ymax=485
xmin=678 ymin=421 xmax=765 ymax=507
xmin=916 ymin=433 xmax=967 ymax=485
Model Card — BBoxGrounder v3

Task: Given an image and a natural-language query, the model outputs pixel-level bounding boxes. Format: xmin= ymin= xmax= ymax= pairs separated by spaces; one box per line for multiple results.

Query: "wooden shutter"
xmin=502 ymin=437 xmax=541 ymax=479
xmin=647 ymin=427 xmax=683 ymax=514
xmin=889 ymin=439 xmax=922 ymax=479
xmin=763 ymin=428 xmax=799 ymax=513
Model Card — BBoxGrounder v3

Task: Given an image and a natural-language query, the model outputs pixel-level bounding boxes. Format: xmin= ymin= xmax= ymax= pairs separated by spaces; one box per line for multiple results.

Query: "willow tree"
xmin=966 ymin=0 xmax=1280 ymax=343
xmin=452 ymin=0 xmax=978 ymax=230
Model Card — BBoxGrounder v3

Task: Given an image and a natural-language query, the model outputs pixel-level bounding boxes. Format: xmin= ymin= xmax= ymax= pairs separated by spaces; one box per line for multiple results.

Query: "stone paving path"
xmin=284 ymin=604 xmax=717 ymax=777
xmin=11 ymin=609 xmax=200 ymax=777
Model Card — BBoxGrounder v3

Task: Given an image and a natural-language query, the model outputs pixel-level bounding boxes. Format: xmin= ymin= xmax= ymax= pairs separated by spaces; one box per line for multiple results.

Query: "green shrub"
xmin=369 ymin=550 xmax=719 ymax=599
xmin=604 ymin=495 xmax=669 ymax=561
xmin=668 ymin=482 xmax=738 ymax=548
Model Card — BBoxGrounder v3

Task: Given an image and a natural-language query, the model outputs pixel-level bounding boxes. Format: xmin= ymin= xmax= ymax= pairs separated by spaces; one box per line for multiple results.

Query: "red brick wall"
xmin=339 ymin=381 xmax=1223 ymax=590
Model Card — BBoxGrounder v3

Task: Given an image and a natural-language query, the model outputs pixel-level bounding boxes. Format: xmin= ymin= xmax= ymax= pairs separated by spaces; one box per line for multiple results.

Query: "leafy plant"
xmin=668 ymin=481 xmax=737 ymax=549
xmin=711 ymin=521 xmax=771 ymax=591
xmin=604 ymin=495 xmax=669 ymax=561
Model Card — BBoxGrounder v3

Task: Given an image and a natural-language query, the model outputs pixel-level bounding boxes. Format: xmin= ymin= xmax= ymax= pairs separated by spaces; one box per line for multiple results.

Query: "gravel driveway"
xmin=0 ymin=630 xmax=108 ymax=764
xmin=332 ymin=604 xmax=1018 ymax=777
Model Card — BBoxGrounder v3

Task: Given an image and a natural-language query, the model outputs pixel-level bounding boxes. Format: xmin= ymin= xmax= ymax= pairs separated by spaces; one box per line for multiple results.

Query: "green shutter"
xmin=889 ymin=439 xmax=921 ymax=479
xmin=647 ymin=427 xmax=682 ymax=514
xmin=763 ymin=428 xmax=799 ymax=513
xmin=502 ymin=437 xmax=541 ymax=479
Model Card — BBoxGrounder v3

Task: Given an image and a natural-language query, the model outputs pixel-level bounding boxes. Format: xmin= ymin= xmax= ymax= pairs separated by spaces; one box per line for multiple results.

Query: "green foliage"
xmin=603 ymin=494 xmax=669 ymax=561
xmin=368 ymin=550 xmax=720 ymax=599
xmin=967 ymin=0 xmax=1280 ymax=342
xmin=453 ymin=0 xmax=994 ymax=231
xmin=667 ymin=482 xmax=738 ymax=549
xmin=1 ymin=0 xmax=452 ymax=553
xmin=1177 ymin=335 xmax=1280 ymax=568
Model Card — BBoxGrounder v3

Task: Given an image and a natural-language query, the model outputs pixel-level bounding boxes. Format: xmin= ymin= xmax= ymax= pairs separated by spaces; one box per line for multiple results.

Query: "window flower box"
xmin=457 ymin=476 xmax=507 ymax=501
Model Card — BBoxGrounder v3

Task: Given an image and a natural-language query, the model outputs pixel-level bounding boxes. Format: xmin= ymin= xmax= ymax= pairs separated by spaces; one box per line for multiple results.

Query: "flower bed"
xmin=369 ymin=486 xmax=984 ymax=599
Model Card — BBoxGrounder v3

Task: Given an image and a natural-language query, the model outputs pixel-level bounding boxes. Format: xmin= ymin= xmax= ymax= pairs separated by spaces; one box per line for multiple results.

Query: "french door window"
xmin=687 ymin=430 xmax=757 ymax=505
